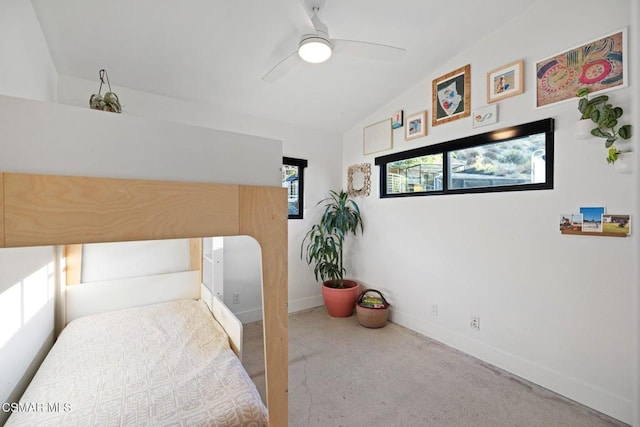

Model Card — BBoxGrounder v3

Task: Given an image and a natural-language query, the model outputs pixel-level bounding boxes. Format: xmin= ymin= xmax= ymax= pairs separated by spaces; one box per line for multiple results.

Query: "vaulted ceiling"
xmin=31 ymin=0 xmax=532 ymax=133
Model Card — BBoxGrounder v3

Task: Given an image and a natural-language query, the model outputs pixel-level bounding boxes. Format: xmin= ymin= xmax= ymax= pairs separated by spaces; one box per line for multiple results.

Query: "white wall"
xmin=632 ymin=1 xmax=640 ymax=424
xmin=342 ymin=0 xmax=635 ymax=424
xmin=0 ymin=0 xmax=56 ymax=102
xmin=223 ymin=236 xmax=263 ymax=323
xmin=0 ymin=95 xmax=281 ymax=186
xmin=0 ymin=3 xmax=58 ymax=423
xmin=81 ymin=239 xmax=191 ymax=283
xmin=0 ymin=246 xmax=55 ymax=425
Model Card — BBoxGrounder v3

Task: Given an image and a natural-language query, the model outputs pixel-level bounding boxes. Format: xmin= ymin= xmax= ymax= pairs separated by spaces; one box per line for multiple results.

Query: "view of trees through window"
xmin=449 ymin=134 xmax=546 ymax=189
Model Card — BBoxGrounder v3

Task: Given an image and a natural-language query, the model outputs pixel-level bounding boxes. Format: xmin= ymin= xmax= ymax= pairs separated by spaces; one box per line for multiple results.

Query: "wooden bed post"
xmin=64 ymin=244 xmax=83 ymax=285
xmin=189 ymin=238 xmax=203 ymax=283
xmin=240 ymin=186 xmax=288 ymax=427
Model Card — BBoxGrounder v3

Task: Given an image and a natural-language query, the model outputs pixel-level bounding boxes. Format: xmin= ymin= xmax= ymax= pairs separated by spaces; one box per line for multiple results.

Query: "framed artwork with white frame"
xmin=535 ymin=28 xmax=627 ymax=108
xmin=363 ymin=118 xmax=393 ymax=155
xmin=472 ymin=104 xmax=498 ymax=128
xmin=404 ymin=111 xmax=427 ymax=141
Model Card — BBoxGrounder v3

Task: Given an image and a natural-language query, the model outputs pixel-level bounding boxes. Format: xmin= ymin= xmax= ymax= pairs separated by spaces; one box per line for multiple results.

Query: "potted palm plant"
xmin=301 ymin=190 xmax=364 ymax=317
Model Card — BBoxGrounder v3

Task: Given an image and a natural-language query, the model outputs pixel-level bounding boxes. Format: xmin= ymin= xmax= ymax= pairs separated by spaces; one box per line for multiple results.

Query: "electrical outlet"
xmin=233 ymin=293 xmax=240 ymax=304
xmin=431 ymin=304 xmax=439 ymax=317
xmin=470 ymin=316 xmax=480 ymax=330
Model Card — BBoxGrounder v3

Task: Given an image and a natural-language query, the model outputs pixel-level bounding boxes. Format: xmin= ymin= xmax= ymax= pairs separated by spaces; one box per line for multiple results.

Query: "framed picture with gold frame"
xmin=432 ymin=64 xmax=471 ymax=126
xmin=486 ymin=60 xmax=524 ymax=103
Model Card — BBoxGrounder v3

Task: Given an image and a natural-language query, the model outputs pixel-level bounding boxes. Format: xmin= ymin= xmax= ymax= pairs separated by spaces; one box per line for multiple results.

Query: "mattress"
xmin=6 ymin=299 xmax=267 ymax=426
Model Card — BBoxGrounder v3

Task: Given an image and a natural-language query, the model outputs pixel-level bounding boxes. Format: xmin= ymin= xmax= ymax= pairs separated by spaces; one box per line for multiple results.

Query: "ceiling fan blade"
xmin=262 ymin=51 xmax=302 ymax=82
xmin=284 ymin=0 xmax=316 ymax=34
xmin=333 ymin=39 xmax=407 ymax=62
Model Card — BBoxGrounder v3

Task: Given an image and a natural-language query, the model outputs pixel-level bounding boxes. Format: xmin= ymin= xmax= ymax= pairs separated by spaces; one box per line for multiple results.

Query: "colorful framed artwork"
xmin=405 ymin=111 xmax=427 ymax=141
xmin=535 ymin=28 xmax=627 ymax=108
xmin=432 ymin=64 xmax=471 ymax=126
xmin=487 ymin=60 xmax=524 ymax=103
xmin=392 ymin=110 xmax=403 ymax=129
xmin=472 ymin=104 xmax=498 ymax=128
xmin=363 ymin=118 xmax=392 ymax=155
xmin=580 ymin=206 xmax=605 ymax=232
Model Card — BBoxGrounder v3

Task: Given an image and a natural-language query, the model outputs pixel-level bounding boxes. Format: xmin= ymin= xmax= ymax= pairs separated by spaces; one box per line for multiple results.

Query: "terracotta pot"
xmin=322 ymin=279 xmax=360 ymax=317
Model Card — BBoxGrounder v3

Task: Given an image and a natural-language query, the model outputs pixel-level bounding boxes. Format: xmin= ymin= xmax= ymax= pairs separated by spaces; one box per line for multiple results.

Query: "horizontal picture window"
xmin=375 ymin=118 xmax=554 ymax=198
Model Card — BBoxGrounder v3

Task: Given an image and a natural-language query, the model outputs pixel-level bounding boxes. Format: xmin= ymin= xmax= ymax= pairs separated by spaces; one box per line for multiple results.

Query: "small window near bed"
xmin=283 ymin=157 xmax=308 ymax=219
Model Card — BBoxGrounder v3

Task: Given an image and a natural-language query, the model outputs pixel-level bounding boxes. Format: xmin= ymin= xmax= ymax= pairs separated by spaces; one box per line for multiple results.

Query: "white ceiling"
xmin=31 ymin=0 xmax=532 ymax=133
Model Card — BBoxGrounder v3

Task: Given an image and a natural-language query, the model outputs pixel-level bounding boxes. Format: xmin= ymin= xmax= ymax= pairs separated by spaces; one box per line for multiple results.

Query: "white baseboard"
xmin=234 ymin=307 xmax=263 ymax=324
xmin=288 ymin=295 xmax=324 ymax=314
xmin=389 ymin=308 xmax=632 ymax=425
xmin=231 ymin=295 xmax=323 ymax=324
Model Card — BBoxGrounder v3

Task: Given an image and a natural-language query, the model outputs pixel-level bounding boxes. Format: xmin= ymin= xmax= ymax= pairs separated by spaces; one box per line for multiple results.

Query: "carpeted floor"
xmin=242 ymin=307 xmax=627 ymax=427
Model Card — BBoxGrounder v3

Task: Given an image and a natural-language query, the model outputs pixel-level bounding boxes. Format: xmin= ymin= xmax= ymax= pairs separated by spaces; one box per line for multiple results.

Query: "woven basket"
xmin=356 ymin=289 xmax=390 ymax=329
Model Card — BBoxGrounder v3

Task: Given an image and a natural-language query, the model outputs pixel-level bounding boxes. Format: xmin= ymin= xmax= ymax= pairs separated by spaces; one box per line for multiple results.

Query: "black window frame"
xmin=283 ymin=156 xmax=308 ymax=219
xmin=375 ymin=118 xmax=554 ymax=198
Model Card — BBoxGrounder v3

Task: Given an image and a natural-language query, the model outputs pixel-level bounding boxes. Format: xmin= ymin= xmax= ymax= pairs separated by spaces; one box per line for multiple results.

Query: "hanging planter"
xmin=613 ymin=153 xmax=632 ymax=174
xmin=575 ymin=88 xmax=632 ymax=164
xmin=574 ymin=119 xmax=594 ymax=140
xmin=89 ymin=69 xmax=122 ymax=113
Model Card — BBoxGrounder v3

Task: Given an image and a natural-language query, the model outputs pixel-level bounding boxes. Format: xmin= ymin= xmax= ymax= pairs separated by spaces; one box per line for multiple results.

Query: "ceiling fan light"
xmin=298 ymin=37 xmax=332 ymax=63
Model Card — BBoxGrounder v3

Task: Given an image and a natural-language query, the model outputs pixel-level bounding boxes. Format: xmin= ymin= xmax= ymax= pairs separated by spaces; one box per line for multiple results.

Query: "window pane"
xmin=448 ymin=133 xmax=546 ymax=190
xmin=282 ymin=164 xmax=300 ymax=216
xmin=386 ymin=154 xmax=443 ymax=194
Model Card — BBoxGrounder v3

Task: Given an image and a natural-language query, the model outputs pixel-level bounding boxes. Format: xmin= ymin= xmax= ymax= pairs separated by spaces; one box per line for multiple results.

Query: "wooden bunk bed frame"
xmin=0 ymin=172 xmax=288 ymax=426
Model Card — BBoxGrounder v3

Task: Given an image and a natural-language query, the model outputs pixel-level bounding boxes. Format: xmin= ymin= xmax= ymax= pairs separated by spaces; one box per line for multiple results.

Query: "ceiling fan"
xmin=262 ymin=3 xmax=406 ymax=82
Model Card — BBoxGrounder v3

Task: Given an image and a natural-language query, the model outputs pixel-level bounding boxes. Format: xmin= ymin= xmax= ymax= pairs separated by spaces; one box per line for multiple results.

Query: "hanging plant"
xmin=89 ymin=69 xmax=122 ymax=113
xmin=576 ymin=88 xmax=632 ymax=164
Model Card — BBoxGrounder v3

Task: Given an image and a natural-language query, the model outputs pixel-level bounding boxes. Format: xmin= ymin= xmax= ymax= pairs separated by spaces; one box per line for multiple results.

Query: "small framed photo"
xmin=559 ymin=214 xmax=583 ymax=232
xmin=405 ymin=111 xmax=427 ymax=141
xmin=363 ymin=118 xmax=393 ymax=155
xmin=472 ymin=104 xmax=498 ymax=128
xmin=580 ymin=206 xmax=605 ymax=232
xmin=392 ymin=110 xmax=403 ymax=129
xmin=432 ymin=64 xmax=471 ymax=126
xmin=486 ymin=60 xmax=524 ymax=103
xmin=602 ymin=214 xmax=630 ymax=235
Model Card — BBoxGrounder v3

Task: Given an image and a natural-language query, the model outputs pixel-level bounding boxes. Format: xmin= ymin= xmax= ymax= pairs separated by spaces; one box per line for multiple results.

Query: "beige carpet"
xmin=242 ymin=307 xmax=627 ymax=427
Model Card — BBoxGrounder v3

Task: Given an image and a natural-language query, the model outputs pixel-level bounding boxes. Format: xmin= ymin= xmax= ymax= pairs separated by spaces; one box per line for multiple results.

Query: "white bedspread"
xmin=6 ymin=299 xmax=267 ymax=426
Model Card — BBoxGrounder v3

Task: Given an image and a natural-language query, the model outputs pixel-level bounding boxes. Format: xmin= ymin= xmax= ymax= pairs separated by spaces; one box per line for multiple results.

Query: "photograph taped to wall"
xmin=535 ymin=28 xmax=627 ymax=108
